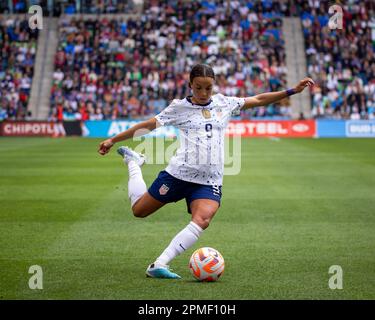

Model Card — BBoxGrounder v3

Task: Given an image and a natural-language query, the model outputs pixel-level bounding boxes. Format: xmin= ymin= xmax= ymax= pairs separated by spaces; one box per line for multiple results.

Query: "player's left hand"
xmin=294 ymin=77 xmax=315 ymax=93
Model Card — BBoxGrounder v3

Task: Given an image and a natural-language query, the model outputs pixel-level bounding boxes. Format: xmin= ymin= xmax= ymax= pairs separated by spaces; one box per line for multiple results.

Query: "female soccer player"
xmin=98 ymin=64 xmax=314 ymax=279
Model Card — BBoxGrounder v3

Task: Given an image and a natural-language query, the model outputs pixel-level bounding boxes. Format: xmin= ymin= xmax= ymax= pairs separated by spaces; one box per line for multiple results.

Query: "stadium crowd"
xmin=1 ymin=0 xmax=374 ymax=121
xmin=0 ymin=17 xmax=38 ymax=121
xmin=49 ymin=0 xmax=289 ymax=121
xmin=0 ymin=0 xmax=136 ymax=15
xmin=300 ymin=0 xmax=375 ymax=120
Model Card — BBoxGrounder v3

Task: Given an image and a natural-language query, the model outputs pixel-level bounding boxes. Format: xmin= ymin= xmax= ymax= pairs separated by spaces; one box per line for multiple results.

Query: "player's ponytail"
xmin=189 ymin=64 xmax=215 ymax=87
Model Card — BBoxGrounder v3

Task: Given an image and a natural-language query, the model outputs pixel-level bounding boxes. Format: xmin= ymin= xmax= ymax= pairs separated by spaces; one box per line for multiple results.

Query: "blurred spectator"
xmin=80 ymin=0 xmax=136 ymax=14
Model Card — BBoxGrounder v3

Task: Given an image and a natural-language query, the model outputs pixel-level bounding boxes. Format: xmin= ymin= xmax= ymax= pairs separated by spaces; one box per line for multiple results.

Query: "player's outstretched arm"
xmin=98 ymin=117 xmax=158 ymax=155
xmin=242 ymin=77 xmax=315 ymax=109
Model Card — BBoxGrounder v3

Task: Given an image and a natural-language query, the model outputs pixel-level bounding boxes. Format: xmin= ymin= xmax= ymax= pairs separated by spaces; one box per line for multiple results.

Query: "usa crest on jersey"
xmin=159 ymin=184 xmax=170 ymax=195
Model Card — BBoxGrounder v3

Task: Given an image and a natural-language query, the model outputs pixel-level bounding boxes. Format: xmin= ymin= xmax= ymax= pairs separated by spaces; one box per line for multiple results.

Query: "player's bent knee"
xmin=132 ymin=206 xmax=147 ymax=218
xmin=193 ymin=217 xmax=211 ymax=230
xmin=201 ymin=220 xmax=210 ymax=230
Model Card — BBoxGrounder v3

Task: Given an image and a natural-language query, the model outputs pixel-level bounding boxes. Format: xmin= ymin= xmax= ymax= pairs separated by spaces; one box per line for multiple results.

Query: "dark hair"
xmin=189 ymin=64 xmax=215 ymax=83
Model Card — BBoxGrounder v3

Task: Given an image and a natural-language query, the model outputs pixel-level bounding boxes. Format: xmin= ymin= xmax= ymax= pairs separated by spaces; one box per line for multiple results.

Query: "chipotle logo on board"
xmin=0 ymin=122 xmax=56 ymax=136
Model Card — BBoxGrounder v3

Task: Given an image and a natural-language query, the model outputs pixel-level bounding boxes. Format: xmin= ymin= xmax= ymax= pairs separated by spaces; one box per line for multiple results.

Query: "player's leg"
xmin=163 ymin=199 xmax=219 ymax=264
xmin=131 ymin=192 xmax=165 ymax=218
xmin=117 ymin=146 xmax=164 ymax=217
xmin=190 ymin=198 xmax=220 ymax=230
xmin=118 ymin=147 xmax=147 ymax=206
xmin=146 ymin=185 xmax=221 ymax=279
xmin=156 ymin=199 xmax=219 ymax=264
xmin=118 ymin=148 xmax=182 ymax=278
xmin=118 ymin=147 xmax=168 ymax=217
xmin=146 ymin=217 xmax=204 ymax=279
xmin=188 ymin=184 xmax=222 ymax=230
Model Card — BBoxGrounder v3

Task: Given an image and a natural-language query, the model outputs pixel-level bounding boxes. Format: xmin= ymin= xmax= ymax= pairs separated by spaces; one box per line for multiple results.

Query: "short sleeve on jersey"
xmin=224 ymin=96 xmax=245 ymax=116
xmin=155 ymin=99 xmax=180 ymax=126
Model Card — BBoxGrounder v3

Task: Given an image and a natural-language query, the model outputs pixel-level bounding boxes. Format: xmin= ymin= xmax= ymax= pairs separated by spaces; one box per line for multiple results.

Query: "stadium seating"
xmin=1 ymin=0 xmax=373 ymax=121
xmin=300 ymin=0 xmax=374 ymax=120
xmin=0 ymin=17 xmax=38 ymax=121
xmin=50 ymin=0 xmax=289 ymax=121
xmin=0 ymin=1 xmax=136 ymax=15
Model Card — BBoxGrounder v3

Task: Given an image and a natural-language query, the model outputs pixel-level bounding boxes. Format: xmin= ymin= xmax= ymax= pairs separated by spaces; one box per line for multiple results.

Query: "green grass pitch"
xmin=0 ymin=137 xmax=374 ymax=299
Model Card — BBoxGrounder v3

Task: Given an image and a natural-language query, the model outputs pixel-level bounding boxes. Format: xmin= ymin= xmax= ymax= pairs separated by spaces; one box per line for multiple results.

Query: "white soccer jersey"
xmin=155 ymin=93 xmax=245 ymax=186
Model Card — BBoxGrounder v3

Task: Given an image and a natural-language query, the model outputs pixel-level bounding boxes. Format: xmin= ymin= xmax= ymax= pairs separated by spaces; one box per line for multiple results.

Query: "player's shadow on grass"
xmin=183 ymin=280 xmax=221 ymax=284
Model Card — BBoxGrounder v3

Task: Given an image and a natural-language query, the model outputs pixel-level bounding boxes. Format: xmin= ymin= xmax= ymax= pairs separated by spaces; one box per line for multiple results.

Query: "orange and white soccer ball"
xmin=189 ymin=247 xmax=225 ymax=281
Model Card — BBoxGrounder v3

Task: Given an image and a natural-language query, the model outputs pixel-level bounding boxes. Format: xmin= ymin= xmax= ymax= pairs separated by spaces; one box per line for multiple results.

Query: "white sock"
xmin=155 ymin=221 xmax=203 ymax=266
xmin=127 ymin=160 xmax=147 ymax=207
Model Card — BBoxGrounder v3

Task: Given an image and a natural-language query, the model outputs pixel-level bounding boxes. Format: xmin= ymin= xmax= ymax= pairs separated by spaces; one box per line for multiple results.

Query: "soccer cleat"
xmin=117 ymin=146 xmax=146 ymax=167
xmin=146 ymin=263 xmax=182 ymax=279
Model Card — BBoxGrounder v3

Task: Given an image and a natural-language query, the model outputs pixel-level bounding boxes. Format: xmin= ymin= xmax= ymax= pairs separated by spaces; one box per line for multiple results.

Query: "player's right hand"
xmin=98 ymin=138 xmax=114 ymax=155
